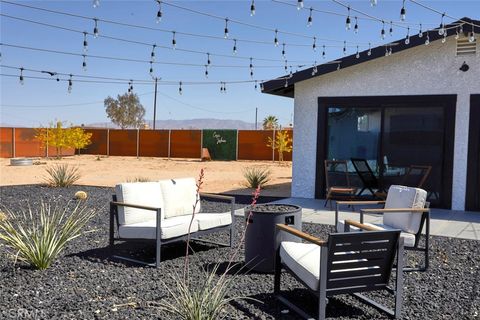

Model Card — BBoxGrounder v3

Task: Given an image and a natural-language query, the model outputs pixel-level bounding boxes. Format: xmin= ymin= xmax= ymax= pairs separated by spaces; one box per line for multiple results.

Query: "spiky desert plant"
xmin=126 ymin=176 xmax=152 ymax=183
xmin=44 ymin=164 xmax=81 ymax=187
xmin=243 ymin=166 xmax=271 ymax=189
xmin=0 ymin=201 xmax=96 ymax=270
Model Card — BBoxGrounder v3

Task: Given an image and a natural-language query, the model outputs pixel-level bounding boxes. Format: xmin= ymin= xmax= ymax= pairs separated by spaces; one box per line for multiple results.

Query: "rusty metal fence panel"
xmin=139 ymin=130 xmax=169 ymax=157
xmin=109 ymin=130 xmax=137 ymax=156
xmin=237 ymin=130 xmax=275 ymax=160
xmin=170 ymin=130 xmax=202 ymax=158
xmin=0 ymin=128 xmax=13 ymax=158
xmin=83 ymin=129 xmax=108 ymax=155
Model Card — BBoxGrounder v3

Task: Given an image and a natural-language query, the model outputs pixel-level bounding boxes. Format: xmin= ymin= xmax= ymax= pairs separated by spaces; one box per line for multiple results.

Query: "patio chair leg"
xmin=274 ymin=250 xmax=281 ymax=295
xmin=155 ymin=208 xmax=162 ymax=268
xmin=394 ymin=238 xmax=404 ymax=318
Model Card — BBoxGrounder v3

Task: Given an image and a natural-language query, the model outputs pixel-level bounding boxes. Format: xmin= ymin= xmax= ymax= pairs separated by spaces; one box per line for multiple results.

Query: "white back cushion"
xmin=383 ymin=185 xmax=427 ymax=234
xmin=159 ymin=178 xmax=200 ymax=219
xmin=115 ymin=182 xmax=163 ymax=225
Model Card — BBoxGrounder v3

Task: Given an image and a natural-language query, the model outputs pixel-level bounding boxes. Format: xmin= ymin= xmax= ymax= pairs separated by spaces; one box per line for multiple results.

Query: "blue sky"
xmin=1 ymin=0 xmax=479 ymax=127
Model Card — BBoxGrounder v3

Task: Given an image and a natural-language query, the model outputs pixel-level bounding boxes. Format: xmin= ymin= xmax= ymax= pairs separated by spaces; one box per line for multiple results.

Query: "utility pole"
xmin=153 ymin=77 xmax=158 ymax=130
xmin=255 ymin=107 xmax=258 ymax=130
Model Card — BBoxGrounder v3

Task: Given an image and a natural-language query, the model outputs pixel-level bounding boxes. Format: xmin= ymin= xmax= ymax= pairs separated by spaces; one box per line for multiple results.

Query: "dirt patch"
xmin=0 ymin=155 xmax=292 ymax=197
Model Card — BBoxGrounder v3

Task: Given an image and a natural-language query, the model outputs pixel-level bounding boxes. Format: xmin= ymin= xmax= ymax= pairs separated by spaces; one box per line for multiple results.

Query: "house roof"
xmin=261 ymin=18 xmax=479 ymax=98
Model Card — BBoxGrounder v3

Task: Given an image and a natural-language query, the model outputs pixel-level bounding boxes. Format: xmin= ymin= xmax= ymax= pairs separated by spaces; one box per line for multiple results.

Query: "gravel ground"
xmin=0 ymin=185 xmax=479 ymax=319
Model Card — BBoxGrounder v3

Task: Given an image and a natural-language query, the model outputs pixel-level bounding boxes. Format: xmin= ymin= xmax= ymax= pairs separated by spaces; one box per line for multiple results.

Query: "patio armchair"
xmin=109 ymin=178 xmax=235 ymax=267
xmin=335 ymin=185 xmax=430 ymax=272
xmin=274 ymin=222 xmax=404 ymax=320
xmin=324 ymin=160 xmax=357 ymax=209
xmin=350 ymin=158 xmax=384 ymax=197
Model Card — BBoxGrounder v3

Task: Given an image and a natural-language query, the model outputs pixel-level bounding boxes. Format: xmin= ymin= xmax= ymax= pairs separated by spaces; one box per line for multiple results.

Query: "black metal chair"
xmin=274 ymin=222 xmax=404 ymax=320
xmin=350 ymin=158 xmax=384 ymax=197
xmin=324 ymin=160 xmax=357 ymax=209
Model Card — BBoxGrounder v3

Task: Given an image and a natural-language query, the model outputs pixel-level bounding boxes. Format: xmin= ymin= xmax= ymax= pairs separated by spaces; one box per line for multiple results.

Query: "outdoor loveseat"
xmin=109 ymin=177 xmax=235 ymax=267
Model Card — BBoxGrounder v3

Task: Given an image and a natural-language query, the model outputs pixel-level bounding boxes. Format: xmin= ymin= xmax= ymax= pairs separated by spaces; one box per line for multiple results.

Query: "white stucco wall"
xmin=292 ymin=36 xmax=479 ymax=210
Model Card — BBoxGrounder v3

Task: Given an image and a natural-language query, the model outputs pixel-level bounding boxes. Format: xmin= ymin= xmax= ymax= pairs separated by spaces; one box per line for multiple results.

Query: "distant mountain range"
xmin=87 ymin=118 xmax=262 ymax=130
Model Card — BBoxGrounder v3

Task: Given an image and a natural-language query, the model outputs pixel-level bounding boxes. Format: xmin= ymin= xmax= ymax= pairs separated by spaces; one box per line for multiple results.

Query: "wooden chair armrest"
xmin=336 ymin=200 xmax=386 ymax=205
xmin=344 ymin=219 xmax=384 ymax=231
xmin=276 ymin=224 xmax=326 ymax=246
xmin=199 ymin=192 xmax=235 ymax=202
xmin=360 ymin=208 xmax=430 ymax=214
xmin=110 ymin=201 xmax=161 ymax=211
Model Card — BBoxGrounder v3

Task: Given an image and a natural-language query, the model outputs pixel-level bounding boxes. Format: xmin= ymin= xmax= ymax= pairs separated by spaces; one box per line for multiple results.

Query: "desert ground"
xmin=0 ymin=155 xmax=292 ymax=197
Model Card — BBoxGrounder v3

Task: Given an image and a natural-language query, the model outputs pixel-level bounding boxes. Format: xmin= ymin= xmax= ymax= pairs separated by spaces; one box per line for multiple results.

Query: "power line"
xmin=408 ymin=0 xmax=480 ymax=28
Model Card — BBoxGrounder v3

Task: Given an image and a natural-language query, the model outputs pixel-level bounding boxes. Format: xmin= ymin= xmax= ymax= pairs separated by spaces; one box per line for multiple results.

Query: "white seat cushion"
xmin=159 ymin=178 xmax=200 ymax=219
xmin=336 ymin=220 xmax=416 ymax=247
xmin=383 ymin=185 xmax=427 ymax=234
xmin=280 ymin=242 xmax=321 ymax=291
xmin=194 ymin=213 xmax=232 ymax=230
xmin=118 ymin=215 xmax=198 ymax=240
xmin=115 ymin=182 xmax=163 ymax=225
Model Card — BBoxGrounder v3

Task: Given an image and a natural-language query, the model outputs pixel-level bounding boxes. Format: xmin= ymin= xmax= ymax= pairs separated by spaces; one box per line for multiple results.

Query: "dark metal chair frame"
xmin=109 ymin=192 xmax=235 ymax=268
xmin=350 ymin=158 xmax=384 ymax=196
xmin=274 ymin=222 xmax=404 ymax=320
xmin=324 ymin=160 xmax=357 ymax=208
xmin=335 ymin=200 xmax=430 ymax=272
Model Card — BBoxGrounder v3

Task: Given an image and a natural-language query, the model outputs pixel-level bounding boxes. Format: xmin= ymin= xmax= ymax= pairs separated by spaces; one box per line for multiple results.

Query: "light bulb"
xmin=381 ymin=21 xmax=386 ymax=39
xmin=282 ymin=43 xmax=286 ymax=59
xmin=224 ymin=18 xmax=229 ymax=38
xmin=418 ymin=23 xmax=423 ymax=38
xmin=205 ymin=65 xmax=208 ymax=78
xmin=233 ymin=39 xmax=237 ymax=54
xmin=156 ymin=1 xmax=162 ymax=23
xmin=356 ymin=46 xmax=360 ymax=59
xmin=405 ymin=27 xmax=410 ymax=45
xmin=337 ymin=63 xmax=341 ymax=70
xmin=438 ymin=13 xmax=445 ymax=35
xmin=250 ymin=0 xmax=255 ymax=16
xmin=274 ymin=29 xmax=279 ymax=47
xmin=93 ymin=0 xmax=100 ymax=8
xmin=322 ymin=45 xmax=326 ymax=59
xmin=284 ymin=78 xmax=288 ymax=88
xmin=367 ymin=43 xmax=371 ymax=56
xmin=370 ymin=0 xmax=377 ymax=7
xmin=19 ymin=68 xmax=24 ymax=85
xmin=307 ymin=8 xmax=313 ymax=27
xmin=354 ymin=17 xmax=359 ymax=34
xmin=389 ymin=22 xmax=393 ymax=36
xmin=150 ymin=62 xmax=154 ymax=76
xmin=68 ymin=75 xmax=73 ymax=93
xmin=207 ymin=53 xmax=211 ymax=65
xmin=172 ymin=32 xmax=176 ymax=49
xmin=346 ymin=8 xmax=351 ymax=31
xmin=82 ymin=55 xmax=87 ymax=71
xmin=400 ymin=8 xmax=406 ymax=21
xmin=297 ymin=0 xmax=303 ymax=10
xmin=93 ymin=19 xmax=99 ymax=38
xmin=83 ymin=32 xmax=88 ymax=52
xmin=425 ymin=32 xmax=430 ymax=45
xmin=312 ymin=37 xmax=316 ymax=51
xmin=343 ymin=41 xmax=346 ymax=55
xmin=179 ymin=82 xmax=182 ymax=95
xmin=151 ymin=44 xmax=156 ymax=62
xmin=455 ymin=28 xmax=460 ymax=40
xmin=469 ymin=31 xmax=476 ymax=43
xmin=254 ymin=81 xmax=258 ymax=90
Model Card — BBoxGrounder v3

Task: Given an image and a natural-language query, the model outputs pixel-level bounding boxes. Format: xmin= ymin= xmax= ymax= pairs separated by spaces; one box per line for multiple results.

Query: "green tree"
xmin=262 ymin=115 xmax=279 ymax=130
xmin=266 ymin=130 xmax=293 ymax=162
xmin=104 ymin=93 xmax=145 ymax=129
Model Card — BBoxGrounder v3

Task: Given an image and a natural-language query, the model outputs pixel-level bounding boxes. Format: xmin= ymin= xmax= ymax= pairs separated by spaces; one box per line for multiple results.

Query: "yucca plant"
xmin=0 ymin=201 xmax=96 ymax=270
xmin=160 ymin=264 xmax=251 ymax=320
xmin=44 ymin=164 xmax=81 ymax=187
xmin=243 ymin=166 xmax=271 ymax=189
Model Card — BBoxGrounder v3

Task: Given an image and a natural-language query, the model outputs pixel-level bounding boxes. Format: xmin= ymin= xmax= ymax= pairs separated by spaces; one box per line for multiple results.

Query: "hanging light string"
xmin=0 ymin=1 xmax=373 ymax=48
xmin=408 ymin=0 xmax=480 ymax=28
xmin=1 ymin=42 xmax=341 ymax=70
xmin=0 ymin=65 xmax=295 ymax=85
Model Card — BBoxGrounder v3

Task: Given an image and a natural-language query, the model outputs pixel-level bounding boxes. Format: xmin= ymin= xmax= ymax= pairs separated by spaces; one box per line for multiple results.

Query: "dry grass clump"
xmin=45 ymin=164 xmax=81 ymax=187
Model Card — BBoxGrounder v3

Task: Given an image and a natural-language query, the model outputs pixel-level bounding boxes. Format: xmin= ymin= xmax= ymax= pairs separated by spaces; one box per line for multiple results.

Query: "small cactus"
xmin=74 ymin=191 xmax=88 ymax=200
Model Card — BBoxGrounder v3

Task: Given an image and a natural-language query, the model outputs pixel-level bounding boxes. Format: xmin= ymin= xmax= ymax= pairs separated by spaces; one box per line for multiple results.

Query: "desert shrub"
xmin=0 ymin=201 xmax=96 ymax=270
xmin=45 ymin=164 xmax=81 ymax=187
xmin=126 ymin=176 xmax=152 ymax=183
xmin=243 ymin=166 xmax=271 ymax=189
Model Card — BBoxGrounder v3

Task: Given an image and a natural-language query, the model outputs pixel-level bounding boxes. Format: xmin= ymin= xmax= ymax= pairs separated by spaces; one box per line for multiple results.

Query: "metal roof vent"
xmin=456 ymin=37 xmax=477 ymax=56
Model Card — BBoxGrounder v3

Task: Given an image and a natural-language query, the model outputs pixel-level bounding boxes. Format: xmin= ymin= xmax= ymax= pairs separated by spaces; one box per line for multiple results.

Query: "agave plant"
xmin=44 ymin=164 xmax=81 ymax=187
xmin=243 ymin=166 xmax=271 ymax=189
xmin=0 ymin=201 xmax=96 ymax=270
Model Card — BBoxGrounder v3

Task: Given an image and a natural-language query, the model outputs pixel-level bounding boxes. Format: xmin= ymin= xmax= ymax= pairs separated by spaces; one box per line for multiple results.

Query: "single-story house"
xmin=262 ymin=18 xmax=479 ymax=211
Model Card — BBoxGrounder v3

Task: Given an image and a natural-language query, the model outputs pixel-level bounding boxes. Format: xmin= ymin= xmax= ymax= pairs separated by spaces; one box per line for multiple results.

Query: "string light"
xmin=439 ymin=13 xmax=446 ymax=35
xmin=289 ymin=67 xmax=293 ymax=78
xmin=322 ymin=45 xmax=326 ymax=58
xmin=250 ymin=0 xmax=255 ymax=16
xmin=93 ymin=0 xmax=100 ymax=8
xmin=389 ymin=21 xmax=393 ymax=36
xmin=274 ymin=29 xmax=279 ymax=47
xmin=284 ymin=78 xmax=288 ymax=88
xmin=312 ymin=37 xmax=316 ymax=51
xmin=172 ymin=31 xmax=176 ymax=49
xmin=93 ymin=18 xmax=99 ymax=38
xmin=442 ymin=29 xmax=448 ymax=43
xmin=400 ymin=0 xmax=406 ymax=21
xmin=156 ymin=1 xmax=162 ymax=23
xmin=455 ymin=26 xmax=460 ymax=40
xmin=425 ymin=31 xmax=430 ymax=45
xmin=83 ymin=32 xmax=88 ymax=52
xmin=367 ymin=43 xmax=372 ymax=56
xmin=311 ymin=61 xmax=317 ymax=76
xmin=307 ymin=8 xmax=313 ymax=27
xmin=206 ymin=52 xmax=211 ymax=65
xmin=418 ymin=23 xmax=423 ymax=38
xmin=337 ymin=63 xmax=341 ymax=70
xmin=282 ymin=43 xmax=286 ymax=59
xmin=19 ymin=67 xmax=24 ymax=85
xmin=204 ymin=65 xmax=208 ymax=78
xmin=68 ymin=74 xmax=73 ymax=93
xmin=249 ymin=57 xmax=254 ymax=77
xmin=284 ymin=60 xmax=288 ymax=72
xmin=354 ymin=17 xmax=359 ymax=34
xmin=82 ymin=55 xmax=87 ymax=71
xmin=149 ymin=61 xmax=154 ymax=76
xmin=405 ymin=27 xmax=410 ymax=45
xmin=381 ymin=20 xmax=386 ymax=39
xmin=469 ymin=23 xmax=476 ymax=43
xmin=254 ymin=80 xmax=258 ymax=90
xmin=127 ymin=80 xmax=133 ymax=93
xmin=385 ymin=46 xmax=389 ymax=56
xmin=389 ymin=46 xmax=393 ymax=56
xmin=297 ymin=0 xmax=304 ymax=10
xmin=151 ymin=44 xmax=156 ymax=61
xmin=233 ymin=39 xmax=237 ymax=54
xmin=343 ymin=41 xmax=346 ymax=55
xmin=178 ymin=81 xmax=182 ymax=95
xmin=356 ymin=46 xmax=360 ymax=59
xmin=370 ymin=0 xmax=378 ymax=7
xmin=345 ymin=7 xmax=351 ymax=30
xmin=260 ymin=82 xmax=264 ymax=91
xmin=224 ymin=18 xmax=229 ymax=38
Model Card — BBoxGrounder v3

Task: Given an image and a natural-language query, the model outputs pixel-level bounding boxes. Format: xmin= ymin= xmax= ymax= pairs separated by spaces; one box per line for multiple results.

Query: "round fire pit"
xmin=244 ymin=204 xmax=302 ymax=273
xmin=10 ymin=158 xmax=33 ymax=166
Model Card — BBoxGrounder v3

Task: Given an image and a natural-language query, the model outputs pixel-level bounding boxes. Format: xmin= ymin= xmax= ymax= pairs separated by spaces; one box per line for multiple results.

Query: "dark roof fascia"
xmin=262 ymin=18 xmax=479 ymax=98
